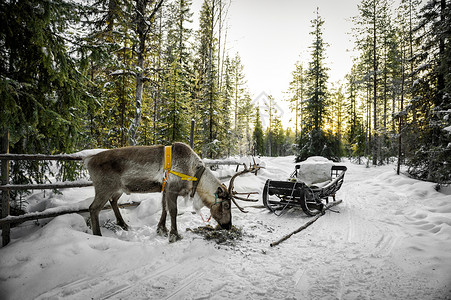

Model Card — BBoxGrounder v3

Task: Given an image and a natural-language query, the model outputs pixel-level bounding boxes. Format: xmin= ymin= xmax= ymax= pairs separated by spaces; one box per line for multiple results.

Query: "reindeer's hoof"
xmin=169 ymin=232 xmax=183 ymax=243
xmin=157 ymin=226 xmax=168 ymax=237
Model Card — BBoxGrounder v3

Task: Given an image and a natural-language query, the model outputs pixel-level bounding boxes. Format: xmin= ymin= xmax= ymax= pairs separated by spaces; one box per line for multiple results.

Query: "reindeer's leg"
xmin=89 ymin=189 xmax=111 ymax=236
xmin=157 ymin=191 xmax=168 ymax=237
xmin=167 ymin=191 xmax=182 ymax=243
xmin=109 ymin=193 xmax=128 ymax=230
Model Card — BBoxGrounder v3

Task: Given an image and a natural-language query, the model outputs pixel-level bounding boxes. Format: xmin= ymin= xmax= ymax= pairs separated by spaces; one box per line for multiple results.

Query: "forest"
xmin=0 ymin=0 xmax=450 ymax=194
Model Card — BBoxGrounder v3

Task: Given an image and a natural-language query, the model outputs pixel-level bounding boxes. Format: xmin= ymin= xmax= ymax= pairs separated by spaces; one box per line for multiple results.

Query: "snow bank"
xmin=296 ymin=156 xmax=334 ymax=185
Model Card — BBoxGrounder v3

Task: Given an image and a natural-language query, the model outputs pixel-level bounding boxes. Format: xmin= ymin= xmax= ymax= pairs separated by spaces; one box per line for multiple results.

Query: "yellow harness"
xmin=162 ymin=145 xmax=198 ymax=192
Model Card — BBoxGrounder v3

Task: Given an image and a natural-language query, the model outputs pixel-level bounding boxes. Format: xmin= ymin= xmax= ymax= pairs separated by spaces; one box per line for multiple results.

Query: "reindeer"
xmin=84 ymin=142 xmax=257 ymax=242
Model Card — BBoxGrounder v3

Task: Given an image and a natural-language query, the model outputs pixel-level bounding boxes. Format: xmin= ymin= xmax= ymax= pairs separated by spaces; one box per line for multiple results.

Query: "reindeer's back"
xmin=85 ymin=146 xmax=165 ymax=183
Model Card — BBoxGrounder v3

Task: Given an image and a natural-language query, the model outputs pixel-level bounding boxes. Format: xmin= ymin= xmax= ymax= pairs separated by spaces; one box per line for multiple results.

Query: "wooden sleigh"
xmin=263 ymin=164 xmax=347 ymax=216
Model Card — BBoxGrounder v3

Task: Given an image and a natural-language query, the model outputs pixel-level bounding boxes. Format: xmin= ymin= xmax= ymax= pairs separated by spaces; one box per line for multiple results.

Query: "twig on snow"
xmin=270 ymin=199 xmax=343 ymax=247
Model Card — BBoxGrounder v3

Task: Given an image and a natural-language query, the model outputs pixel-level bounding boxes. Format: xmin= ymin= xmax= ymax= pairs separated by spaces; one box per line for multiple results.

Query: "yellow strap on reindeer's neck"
xmin=169 ymin=170 xmax=197 ymax=181
xmin=162 ymin=145 xmax=198 ymax=192
xmin=164 ymin=145 xmax=172 ymax=170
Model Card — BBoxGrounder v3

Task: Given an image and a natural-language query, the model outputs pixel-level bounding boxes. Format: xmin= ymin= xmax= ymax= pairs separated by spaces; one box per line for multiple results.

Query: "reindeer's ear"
xmin=217 ymin=186 xmax=227 ymax=198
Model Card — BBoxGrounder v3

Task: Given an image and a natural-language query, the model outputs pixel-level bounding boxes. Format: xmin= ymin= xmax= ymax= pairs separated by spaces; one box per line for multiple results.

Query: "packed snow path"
xmin=1 ymin=157 xmax=450 ymax=299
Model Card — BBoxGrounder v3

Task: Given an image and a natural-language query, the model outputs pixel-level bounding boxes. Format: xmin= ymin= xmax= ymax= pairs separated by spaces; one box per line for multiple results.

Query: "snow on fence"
xmin=0 ymin=135 xmax=249 ymax=246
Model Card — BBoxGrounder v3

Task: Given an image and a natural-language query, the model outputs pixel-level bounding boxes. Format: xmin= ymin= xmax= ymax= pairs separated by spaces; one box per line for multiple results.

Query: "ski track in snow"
xmin=1 ymin=156 xmax=451 ymax=299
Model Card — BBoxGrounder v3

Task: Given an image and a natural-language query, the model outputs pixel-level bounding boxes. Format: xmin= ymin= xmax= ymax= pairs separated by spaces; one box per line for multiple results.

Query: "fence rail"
xmin=0 ymin=181 xmax=93 ymax=191
xmin=0 ymin=153 xmax=83 ymax=161
xmin=0 ymin=202 xmax=140 ymax=226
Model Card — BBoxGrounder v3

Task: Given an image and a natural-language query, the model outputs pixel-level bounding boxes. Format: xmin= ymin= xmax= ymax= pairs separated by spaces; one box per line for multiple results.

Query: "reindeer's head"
xmin=209 ymin=184 xmax=232 ymax=230
xmin=206 ymin=165 xmax=260 ymax=230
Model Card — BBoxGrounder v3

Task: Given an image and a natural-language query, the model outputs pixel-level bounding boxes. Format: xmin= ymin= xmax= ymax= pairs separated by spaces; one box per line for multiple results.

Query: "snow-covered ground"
xmin=1 ymin=156 xmax=451 ymax=299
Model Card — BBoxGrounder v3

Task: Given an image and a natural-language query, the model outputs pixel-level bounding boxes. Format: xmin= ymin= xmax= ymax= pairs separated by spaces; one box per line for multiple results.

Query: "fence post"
xmin=1 ymin=129 xmax=10 ymax=246
xmin=190 ymin=119 xmax=195 ymax=149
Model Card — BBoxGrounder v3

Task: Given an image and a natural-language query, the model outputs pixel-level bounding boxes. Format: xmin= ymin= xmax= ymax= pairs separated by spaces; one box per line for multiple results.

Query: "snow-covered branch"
xmin=110 ymin=69 xmax=137 ymax=77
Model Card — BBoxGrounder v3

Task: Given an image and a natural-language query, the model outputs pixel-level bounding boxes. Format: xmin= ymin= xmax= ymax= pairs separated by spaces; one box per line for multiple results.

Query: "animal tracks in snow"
xmin=35 ymin=261 xmax=179 ymax=300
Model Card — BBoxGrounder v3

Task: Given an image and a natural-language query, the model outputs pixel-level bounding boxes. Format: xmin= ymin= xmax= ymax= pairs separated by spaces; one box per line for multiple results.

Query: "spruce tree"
xmin=287 ymin=60 xmax=306 ymax=141
xmin=394 ymin=0 xmax=421 ymax=173
xmin=352 ymin=0 xmax=391 ymax=165
xmin=305 ymin=8 xmax=329 ymax=134
xmin=194 ymin=0 xmax=220 ymax=158
xmin=264 ymin=94 xmax=277 ymax=157
xmin=230 ymin=53 xmax=248 ymax=155
xmin=296 ymin=8 xmax=340 ymax=162
xmin=159 ymin=0 xmax=193 ymax=144
xmin=253 ymin=107 xmax=265 ymax=156
xmin=344 ymin=66 xmax=367 ymax=161
xmin=239 ymin=92 xmax=254 ymax=155
xmin=0 ymin=0 xmax=90 ymax=189
xmin=330 ymin=82 xmax=346 ymax=139
xmin=406 ymin=0 xmax=451 ymax=183
xmin=218 ymin=54 xmax=233 ymax=157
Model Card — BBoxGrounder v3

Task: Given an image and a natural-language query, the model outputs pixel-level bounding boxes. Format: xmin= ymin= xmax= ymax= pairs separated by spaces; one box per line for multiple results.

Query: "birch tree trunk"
xmin=129 ymin=0 xmax=164 ymax=146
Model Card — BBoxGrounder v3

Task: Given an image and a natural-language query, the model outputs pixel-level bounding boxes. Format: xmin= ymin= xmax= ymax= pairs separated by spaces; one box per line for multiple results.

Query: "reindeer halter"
xmin=161 ymin=145 xmax=205 ymax=197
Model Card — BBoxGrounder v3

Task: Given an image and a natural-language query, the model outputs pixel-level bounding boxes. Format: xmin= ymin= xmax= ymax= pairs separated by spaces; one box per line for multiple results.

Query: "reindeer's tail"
xmin=71 ymin=149 xmax=108 ymax=169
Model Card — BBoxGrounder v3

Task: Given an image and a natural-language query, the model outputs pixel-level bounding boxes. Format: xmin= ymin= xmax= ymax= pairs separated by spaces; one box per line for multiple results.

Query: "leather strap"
xmin=190 ymin=165 xmax=205 ymax=197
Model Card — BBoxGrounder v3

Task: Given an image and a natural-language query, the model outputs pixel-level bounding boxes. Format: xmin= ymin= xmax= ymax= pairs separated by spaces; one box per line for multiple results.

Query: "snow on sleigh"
xmin=263 ymin=157 xmax=347 ymax=216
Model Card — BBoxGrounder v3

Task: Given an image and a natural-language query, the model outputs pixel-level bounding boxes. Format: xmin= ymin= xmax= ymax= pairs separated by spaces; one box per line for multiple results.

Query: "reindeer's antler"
xmin=229 ymin=165 xmax=261 ymax=191
xmin=231 ymin=198 xmax=248 ymax=213
xmin=232 ymin=192 xmax=259 ymax=201
xmin=227 ymin=164 xmax=262 ymax=213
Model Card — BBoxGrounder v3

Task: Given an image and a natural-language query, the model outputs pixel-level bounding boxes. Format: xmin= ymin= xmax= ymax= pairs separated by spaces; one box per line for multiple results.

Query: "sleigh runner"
xmin=263 ymin=158 xmax=347 ymax=216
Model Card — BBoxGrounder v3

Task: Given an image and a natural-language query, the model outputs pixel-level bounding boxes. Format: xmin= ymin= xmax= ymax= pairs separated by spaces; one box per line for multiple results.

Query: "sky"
xmin=191 ymin=0 xmax=361 ymax=128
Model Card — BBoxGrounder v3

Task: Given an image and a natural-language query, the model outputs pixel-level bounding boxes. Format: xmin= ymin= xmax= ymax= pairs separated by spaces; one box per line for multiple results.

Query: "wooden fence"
xmin=0 ymin=144 xmax=97 ymax=246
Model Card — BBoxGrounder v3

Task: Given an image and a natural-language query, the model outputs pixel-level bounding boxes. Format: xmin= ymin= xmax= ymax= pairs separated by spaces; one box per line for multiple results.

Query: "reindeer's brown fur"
xmin=85 ymin=142 xmax=232 ymax=242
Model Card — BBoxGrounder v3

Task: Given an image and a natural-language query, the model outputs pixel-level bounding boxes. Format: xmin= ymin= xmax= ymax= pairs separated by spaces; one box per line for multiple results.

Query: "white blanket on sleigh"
xmin=296 ymin=156 xmax=334 ymax=186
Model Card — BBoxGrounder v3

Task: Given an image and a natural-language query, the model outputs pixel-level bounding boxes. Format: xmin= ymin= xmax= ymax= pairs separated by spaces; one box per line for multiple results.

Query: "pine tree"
xmin=270 ymin=117 xmax=285 ymax=157
xmin=158 ymin=0 xmax=193 ymax=144
xmin=305 ymin=8 xmax=329 ymax=133
xmin=252 ymin=107 xmax=264 ymax=156
xmin=263 ymin=94 xmax=278 ymax=157
xmin=344 ymin=66 xmax=367 ymax=161
xmin=394 ymin=0 xmax=421 ymax=173
xmin=218 ymin=54 xmax=233 ymax=157
xmin=230 ymin=53 xmax=248 ymax=155
xmin=83 ymin=0 xmax=164 ymax=147
xmin=406 ymin=0 xmax=451 ymax=183
xmin=128 ymin=0 xmax=165 ymax=146
xmin=353 ymin=0 xmax=391 ymax=165
xmin=287 ymin=60 xmax=306 ymax=140
xmin=0 ymin=0 xmax=90 ymax=189
xmin=239 ymin=92 xmax=254 ymax=155
xmin=330 ymin=82 xmax=346 ymax=138
xmin=296 ymin=8 xmax=340 ymax=162
xmin=194 ymin=0 xmax=221 ymax=158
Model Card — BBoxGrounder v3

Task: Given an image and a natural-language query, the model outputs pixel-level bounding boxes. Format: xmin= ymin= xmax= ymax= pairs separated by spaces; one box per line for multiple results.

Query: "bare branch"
xmin=144 ymin=0 xmax=165 ymax=37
